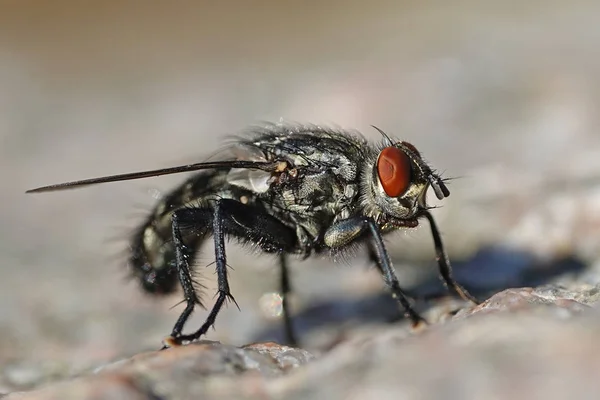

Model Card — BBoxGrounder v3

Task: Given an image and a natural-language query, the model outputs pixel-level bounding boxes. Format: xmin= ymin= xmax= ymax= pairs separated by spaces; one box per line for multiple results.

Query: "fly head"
xmin=363 ymin=139 xmax=450 ymax=226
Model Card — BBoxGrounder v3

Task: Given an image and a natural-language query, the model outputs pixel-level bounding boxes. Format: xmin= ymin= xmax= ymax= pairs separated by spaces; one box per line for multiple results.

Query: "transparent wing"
xmin=26 ymin=159 xmax=283 ymax=194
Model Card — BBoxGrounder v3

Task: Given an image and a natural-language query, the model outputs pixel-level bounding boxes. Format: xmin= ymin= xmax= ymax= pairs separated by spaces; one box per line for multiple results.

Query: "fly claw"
xmin=27 ymin=123 xmax=479 ymax=347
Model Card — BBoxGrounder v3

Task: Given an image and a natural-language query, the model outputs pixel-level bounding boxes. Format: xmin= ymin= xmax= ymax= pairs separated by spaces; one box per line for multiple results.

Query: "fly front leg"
xmin=422 ymin=210 xmax=480 ymax=305
xmin=324 ymin=217 xmax=426 ymax=327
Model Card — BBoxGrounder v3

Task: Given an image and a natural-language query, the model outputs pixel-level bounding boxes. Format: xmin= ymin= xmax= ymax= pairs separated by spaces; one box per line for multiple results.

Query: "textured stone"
xmin=453 ymin=286 xmax=592 ymax=320
xmin=6 ymin=286 xmax=600 ymax=400
xmin=4 ymin=341 xmax=314 ymax=399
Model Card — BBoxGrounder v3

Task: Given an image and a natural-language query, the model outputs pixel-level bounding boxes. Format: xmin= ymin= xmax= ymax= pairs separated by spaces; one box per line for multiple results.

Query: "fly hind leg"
xmin=167 ymin=199 xmax=298 ymax=346
xmin=167 ymin=207 xmax=212 ymax=341
xmin=278 ymin=254 xmax=298 ymax=346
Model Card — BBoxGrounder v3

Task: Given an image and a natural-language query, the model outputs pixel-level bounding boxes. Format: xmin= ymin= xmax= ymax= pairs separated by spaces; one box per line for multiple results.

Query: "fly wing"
xmin=224 ymin=142 xmax=273 ymax=193
xmin=26 ymin=155 xmax=282 ymax=194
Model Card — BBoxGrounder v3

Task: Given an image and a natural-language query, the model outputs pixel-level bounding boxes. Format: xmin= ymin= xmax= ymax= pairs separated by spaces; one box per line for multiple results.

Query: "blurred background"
xmin=2 ymin=0 xmax=600 ymax=390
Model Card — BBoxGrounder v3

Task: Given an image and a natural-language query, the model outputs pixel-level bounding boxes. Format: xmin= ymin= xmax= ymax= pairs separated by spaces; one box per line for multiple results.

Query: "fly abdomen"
xmin=128 ymin=170 xmax=225 ymax=295
xmin=129 ymin=222 xmax=180 ymax=294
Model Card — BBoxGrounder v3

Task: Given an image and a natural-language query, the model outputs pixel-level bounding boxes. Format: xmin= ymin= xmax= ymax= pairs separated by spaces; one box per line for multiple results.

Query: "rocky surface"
xmin=4 ymin=341 xmax=315 ymax=399
xmin=4 ymin=285 xmax=600 ymax=399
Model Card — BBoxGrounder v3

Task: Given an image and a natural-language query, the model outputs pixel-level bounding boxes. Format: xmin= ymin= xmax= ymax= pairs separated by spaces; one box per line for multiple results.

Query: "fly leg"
xmin=324 ymin=217 xmax=426 ymax=327
xmin=166 ymin=201 xmax=236 ymax=346
xmin=166 ymin=207 xmax=212 ymax=342
xmin=422 ymin=210 xmax=480 ymax=304
xmin=167 ymin=199 xmax=298 ymax=346
xmin=366 ymin=242 xmax=385 ymax=275
xmin=278 ymin=254 xmax=298 ymax=346
xmin=366 ymin=241 xmax=417 ymax=303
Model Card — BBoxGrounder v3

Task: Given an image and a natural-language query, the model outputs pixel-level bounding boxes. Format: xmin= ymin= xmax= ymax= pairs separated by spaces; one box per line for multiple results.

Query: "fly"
xmin=26 ymin=123 xmax=479 ymax=347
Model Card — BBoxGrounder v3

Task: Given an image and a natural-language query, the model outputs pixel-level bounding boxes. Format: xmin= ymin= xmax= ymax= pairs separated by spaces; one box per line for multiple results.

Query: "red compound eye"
xmin=377 ymin=147 xmax=412 ymax=197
